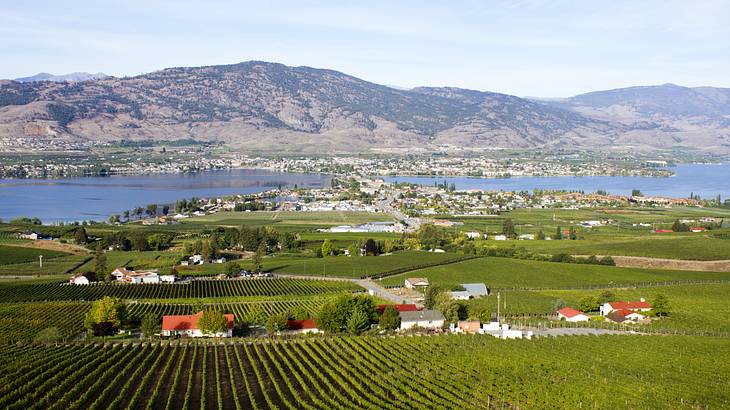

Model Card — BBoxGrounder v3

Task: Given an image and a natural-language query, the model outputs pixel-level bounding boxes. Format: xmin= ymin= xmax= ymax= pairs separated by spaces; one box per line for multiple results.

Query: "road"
xmin=376 ymin=191 xmax=421 ymax=231
xmin=274 ymin=273 xmax=421 ymax=305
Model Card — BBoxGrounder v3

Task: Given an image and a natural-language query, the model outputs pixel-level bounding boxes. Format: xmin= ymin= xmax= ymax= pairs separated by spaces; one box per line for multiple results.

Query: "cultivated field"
xmin=0 ymin=335 xmax=727 ymax=409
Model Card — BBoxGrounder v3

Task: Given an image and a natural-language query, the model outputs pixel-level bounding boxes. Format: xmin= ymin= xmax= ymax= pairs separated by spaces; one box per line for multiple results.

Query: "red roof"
xmin=653 ymin=229 xmax=673 ymax=233
xmin=376 ymin=304 xmax=420 ymax=314
xmin=557 ymin=307 xmax=586 ymax=318
xmin=608 ymin=301 xmax=652 ymax=310
xmin=287 ymin=319 xmax=317 ymax=330
xmin=162 ymin=311 xmax=234 ymax=331
xmin=690 ymin=227 xmax=706 ymax=231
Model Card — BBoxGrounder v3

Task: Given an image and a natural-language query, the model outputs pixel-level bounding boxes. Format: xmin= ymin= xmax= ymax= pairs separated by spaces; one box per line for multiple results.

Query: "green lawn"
xmin=381 ymin=256 xmax=730 ymax=288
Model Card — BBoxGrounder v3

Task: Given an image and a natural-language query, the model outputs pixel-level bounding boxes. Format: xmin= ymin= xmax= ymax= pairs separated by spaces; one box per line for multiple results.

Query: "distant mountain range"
xmin=1 ymin=62 xmax=729 ymax=153
xmin=13 ymin=72 xmax=110 ymax=83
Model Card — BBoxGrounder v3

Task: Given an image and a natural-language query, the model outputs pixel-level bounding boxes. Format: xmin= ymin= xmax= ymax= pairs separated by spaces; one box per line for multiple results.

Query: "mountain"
xmin=1 ymin=61 xmax=729 ymax=153
xmin=13 ymin=72 xmax=110 ymax=83
xmin=539 ymin=83 xmax=730 ymax=152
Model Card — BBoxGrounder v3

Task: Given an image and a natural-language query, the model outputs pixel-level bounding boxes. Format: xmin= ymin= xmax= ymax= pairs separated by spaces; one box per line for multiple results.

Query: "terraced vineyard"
xmin=0 ymin=335 xmax=728 ymax=409
xmin=0 ymin=278 xmax=361 ymax=303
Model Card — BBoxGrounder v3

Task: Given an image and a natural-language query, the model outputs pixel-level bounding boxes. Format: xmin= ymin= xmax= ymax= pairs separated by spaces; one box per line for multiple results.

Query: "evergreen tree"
xmin=321 ymin=239 xmax=332 ymax=257
xmin=379 ymin=306 xmax=401 ymax=331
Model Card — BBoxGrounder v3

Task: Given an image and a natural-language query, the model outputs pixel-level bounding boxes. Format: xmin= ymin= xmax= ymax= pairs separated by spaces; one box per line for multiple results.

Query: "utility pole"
xmin=39 ymin=255 xmax=43 ymax=268
xmin=497 ymin=292 xmax=501 ymax=323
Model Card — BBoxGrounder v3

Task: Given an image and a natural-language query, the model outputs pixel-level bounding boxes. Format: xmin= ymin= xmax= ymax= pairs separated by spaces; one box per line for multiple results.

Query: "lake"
xmin=384 ymin=163 xmax=730 ymax=199
xmin=1 ymin=164 xmax=728 ymax=223
xmin=0 ymin=169 xmax=330 ymax=223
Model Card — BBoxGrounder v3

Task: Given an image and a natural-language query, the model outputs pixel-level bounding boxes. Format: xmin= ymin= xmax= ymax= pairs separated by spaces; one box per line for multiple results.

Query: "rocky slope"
xmin=1 ymin=62 xmax=729 ymax=153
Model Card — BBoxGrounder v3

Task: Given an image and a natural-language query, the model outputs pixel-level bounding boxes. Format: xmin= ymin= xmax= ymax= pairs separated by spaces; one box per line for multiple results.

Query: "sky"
xmin=1 ymin=0 xmax=729 ymax=97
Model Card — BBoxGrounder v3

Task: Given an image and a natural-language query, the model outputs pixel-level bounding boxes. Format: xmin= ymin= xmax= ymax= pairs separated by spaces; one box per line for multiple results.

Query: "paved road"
xmin=274 ymin=273 xmax=420 ymax=305
xmin=376 ymin=191 xmax=421 ymax=231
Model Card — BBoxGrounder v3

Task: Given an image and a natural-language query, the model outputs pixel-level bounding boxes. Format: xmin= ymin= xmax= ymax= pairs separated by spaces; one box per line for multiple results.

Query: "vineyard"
xmin=0 ymin=298 xmax=335 ymax=343
xmin=0 ymin=335 xmax=728 ymax=409
xmin=0 ymin=278 xmax=361 ymax=303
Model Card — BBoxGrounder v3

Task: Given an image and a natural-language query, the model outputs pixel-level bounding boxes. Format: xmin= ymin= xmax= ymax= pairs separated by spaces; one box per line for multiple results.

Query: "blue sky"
xmin=1 ymin=0 xmax=729 ymax=97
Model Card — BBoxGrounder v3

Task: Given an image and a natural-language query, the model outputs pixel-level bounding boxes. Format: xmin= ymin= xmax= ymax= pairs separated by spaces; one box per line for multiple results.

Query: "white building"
xmin=493 ymin=235 xmax=507 ymax=241
xmin=404 ymin=277 xmax=430 ymax=289
xmin=399 ymin=310 xmax=445 ymax=330
xmin=160 ymin=274 xmax=176 ymax=283
xmin=557 ymin=307 xmax=590 ymax=322
xmin=69 ymin=273 xmax=90 ymax=285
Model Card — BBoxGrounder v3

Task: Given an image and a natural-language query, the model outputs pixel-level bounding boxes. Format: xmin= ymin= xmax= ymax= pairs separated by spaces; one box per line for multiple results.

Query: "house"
xmin=600 ymin=300 xmax=652 ymax=316
xmin=110 ymin=267 xmax=161 ymax=284
xmin=605 ymin=309 xmax=647 ymax=323
xmin=399 ymin=310 xmax=445 ymax=330
xmin=557 ymin=307 xmax=590 ymax=322
xmin=161 ymin=311 xmax=235 ymax=337
xmin=493 ymin=235 xmax=507 ymax=241
xmin=160 ymin=274 xmax=176 ymax=283
xmin=451 ymin=283 xmax=489 ymax=300
xmin=376 ymin=304 xmax=419 ymax=314
xmin=110 ymin=267 xmax=136 ymax=281
xmin=69 ymin=271 xmax=94 ymax=285
xmin=690 ymin=227 xmax=707 ymax=233
xmin=140 ymin=272 xmax=160 ymax=284
xmin=457 ymin=320 xmax=482 ymax=333
xmin=16 ymin=231 xmax=39 ymax=240
xmin=286 ymin=319 xmax=320 ymax=334
xmin=404 ymin=277 xmax=430 ymax=289
xmin=212 ymin=257 xmax=226 ymax=264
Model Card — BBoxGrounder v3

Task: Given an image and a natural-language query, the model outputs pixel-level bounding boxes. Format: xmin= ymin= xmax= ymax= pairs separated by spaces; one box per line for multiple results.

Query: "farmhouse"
xmin=69 ymin=272 xmax=94 ymax=285
xmin=557 ymin=307 xmax=590 ymax=322
xmin=600 ymin=300 xmax=652 ymax=316
xmin=605 ymin=309 xmax=647 ymax=323
xmin=399 ymin=310 xmax=445 ymax=330
xmin=404 ymin=277 xmax=430 ymax=289
xmin=110 ymin=267 xmax=164 ymax=284
xmin=451 ymin=283 xmax=489 ymax=300
xmin=161 ymin=311 xmax=235 ymax=337
xmin=286 ymin=319 xmax=320 ymax=334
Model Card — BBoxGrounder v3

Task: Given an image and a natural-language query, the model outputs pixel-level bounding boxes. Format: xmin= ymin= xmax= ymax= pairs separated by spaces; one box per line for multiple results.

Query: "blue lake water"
xmin=0 ymin=169 xmax=329 ymax=223
xmin=384 ymin=163 xmax=730 ymax=199
xmin=1 ymin=164 xmax=728 ymax=223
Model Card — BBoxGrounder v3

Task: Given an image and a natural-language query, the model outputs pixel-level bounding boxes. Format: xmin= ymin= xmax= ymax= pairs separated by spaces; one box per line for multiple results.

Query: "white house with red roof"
xmin=605 ymin=309 xmax=647 ymax=323
xmin=110 ymin=267 xmax=162 ymax=284
xmin=557 ymin=307 xmax=590 ymax=322
xmin=600 ymin=299 xmax=652 ymax=316
xmin=161 ymin=311 xmax=235 ymax=337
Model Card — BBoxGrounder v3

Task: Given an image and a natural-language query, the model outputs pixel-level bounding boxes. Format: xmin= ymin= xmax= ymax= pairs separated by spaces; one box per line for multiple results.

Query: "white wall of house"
xmin=400 ymin=319 xmax=444 ymax=330
xmin=558 ymin=312 xmax=589 ymax=322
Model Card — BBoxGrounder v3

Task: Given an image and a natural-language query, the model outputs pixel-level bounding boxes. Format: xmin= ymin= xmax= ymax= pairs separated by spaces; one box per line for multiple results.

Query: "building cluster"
xmin=557 ymin=299 xmax=653 ymax=324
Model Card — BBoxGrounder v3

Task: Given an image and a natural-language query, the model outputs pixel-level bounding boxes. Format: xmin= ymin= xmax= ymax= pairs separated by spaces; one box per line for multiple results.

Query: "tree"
xmin=553 ymin=299 xmax=567 ymax=311
xmin=631 ymin=189 xmax=643 ymax=197
xmin=140 ymin=313 xmax=159 ymax=339
xmin=108 ymin=214 xmax=120 ymax=224
xmin=201 ymin=240 xmax=212 ymax=261
xmin=347 ymin=243 xmax=360 ymax=257
xmin=599 ymin=256 xmax=615 ymax=266
xmin=197 ymin=309 xmax=228 ymax=336
xmin=379 ymin=306 xmax=400 ymax=331
xmin=597 ymin=290 xmax=616 ymax=304
xmin=265 ymin=312 xmax=289 ymax=335
xmin=424 ymin=285 xmax=445 ymax=309
xmin=145 ymin=204 xmax=158 ymax=217
xmin=537 ymin=230 xmax=546 ymax=240
xmin=93 ymin=243 xmax=107 ymax=280
xmin=162 ymin=205 xmax=170 ymax=215
xmin=34 ymin=327 xmax=61 ymax=344
xmin=364 ymin=238 xmax=379 ymax=256
xmin=578 ymin=296 xmax=599 ymax=312
xmin=224 ymin=262 xmax=241 ymax=277
xmin=130 ymin=231 xmax=149 ymax=251
xmin=321 ymin=239 xmax=332 ymax=257
xmin=316 ymin=301 xmax=341 ymax=333
xmin=346 ymin=308 xmax=370 ymax=335
xmin=84 ymin=296 xmax=127 ymax=335
xmin=554 ymin=225 xmax=562 ymax=240
xmin=569 ymin=226 xmax=577 ymax=240
xmin=123 ymin=210 xmax=130 ymax=221
xmin=672 ymin=219 xmax=689 ymax=232
xmin=502 ymin=218 xmax=516 ymax=237
xmin=252 ymin=242 xmax=265 ymax=273
xmin=193 ymin=239 xmax=203 ymax=255
xmin=74 ymin=227 xmax=88 ymax=245
xmin=652 ymin=294 xmax=671 ymax=317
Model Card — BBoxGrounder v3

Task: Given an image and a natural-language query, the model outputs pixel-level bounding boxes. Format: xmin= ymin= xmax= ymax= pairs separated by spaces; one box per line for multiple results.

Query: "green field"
xmin=380 ymin=256 xmax=730 ymax=288
xmin=0 ymin=245 xmax=68 ymax=265
xmin=0 ymin=335 xmax=727 ymax=409
xmin=0 ymin=254 xmax=91 ymax=276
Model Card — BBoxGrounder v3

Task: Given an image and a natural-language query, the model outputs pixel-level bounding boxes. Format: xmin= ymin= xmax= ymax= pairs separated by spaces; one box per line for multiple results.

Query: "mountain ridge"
xmin=1 ymin=61 xmax=729 ymax=153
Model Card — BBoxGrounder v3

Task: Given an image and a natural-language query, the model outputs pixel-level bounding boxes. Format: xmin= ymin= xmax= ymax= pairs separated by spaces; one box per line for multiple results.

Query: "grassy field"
xmin=0 ymin=254 xmax=91 ymax=276
xmin=464 ymin=283 xmax=730 ymax=336
xmin=179 ymin=250 xmax=463 ymax=278
xmin=0 ymin=245 xmax=68 ymax=265
xmin=0 ymin=335 xmax=727 ymax=408
xmin=380 ymin=256 xmax=730 ymax=289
